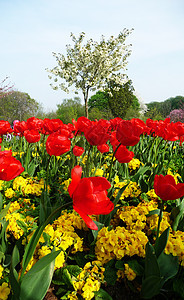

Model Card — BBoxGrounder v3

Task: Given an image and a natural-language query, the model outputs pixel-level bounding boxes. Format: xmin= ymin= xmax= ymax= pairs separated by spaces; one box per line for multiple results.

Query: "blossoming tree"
xmin=47 ymin=29 xmax=133 ymax=118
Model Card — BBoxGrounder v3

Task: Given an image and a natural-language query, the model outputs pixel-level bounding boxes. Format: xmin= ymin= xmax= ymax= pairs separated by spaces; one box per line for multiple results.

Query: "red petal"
xmin=68 ymin=165 xmax=82 ymax=197
xmin=74 ymin=206 xmax=98 ymax=230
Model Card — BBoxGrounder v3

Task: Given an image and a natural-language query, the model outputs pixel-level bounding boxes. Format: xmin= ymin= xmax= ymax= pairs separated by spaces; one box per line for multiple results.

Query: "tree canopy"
xmin=0 ymin=91 xmax=41 ymax=123
xmin=56 ymin=97 xmax=85 ymax=123
xmin=47 ymin=29 xmax=133 ymax=118
xmin=88 ymin=80 xmax=138 ymax=119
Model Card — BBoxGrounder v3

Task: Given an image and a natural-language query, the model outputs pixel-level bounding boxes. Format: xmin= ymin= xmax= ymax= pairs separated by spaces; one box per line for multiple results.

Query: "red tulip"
xmin=115 ymin=145 xmax=134 ymax=163
xmin=0 ymin=151 xmax=24 ymax=181
xmin=26 ymin=117 xmax=43 ymax=131
xmin=73 ymin=146 xmax=84 ymax=157
xmin=24 ymin=130 xmax=41 ymax=143
xmin=0 ymin=121 xmax=13 ymax=136
xmin=68 ymin=166 xmax=114 ymax=230
xmin=116 ymin=120 xmax=141 ymax=146
xmin=84 ymin=120 xmax=109 ymax=146
xmin=43 ymin=118 xmax=63 ymax=134
xmin=154 ymin=174 xmax=184 ymax=201
xmin=97 ymin=144 xmax=109 ymax=153
xmin=46 ymin=132 xmax=71 ymax=156
xmin=13 ymin=121 xmax=28 ymax=136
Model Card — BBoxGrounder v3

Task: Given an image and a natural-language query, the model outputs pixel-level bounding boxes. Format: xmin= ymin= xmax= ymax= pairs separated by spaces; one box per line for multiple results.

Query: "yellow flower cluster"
xmin=95 ymin=226 xmax=148 ymax=264
xmin=117 ymin=264 xmax=137 ymax=281
xmin=113 ymin=178 xmax=141 ymax=200
xmin=24 ymin=210 xmax=85 ymax=272
xmin=71 ymin=261 xmax=104 ymax=300
xmin=146 ymin=211 xmax=171 ymax=237
xmin=5 ymin=201 xmax=35 ymax=240
xmin=146 ymin=189 xmax=158 ymax=201
xmin=12 ymin=176 xmax=49 ymax=196
xmin=128 ymin=158 xmax=143 ymax=171
xmin=91 ymin=168 xmax=104 ymax=176
xmin=61 ymin=178 xmax=72 ymax=191
xmin=116 ymin=200 xmax=158 ymax=231
xmin=165 ymin=230 xmax=184 ymax=265
xmin=0 ymin=282 xmax=11 ymax=300
xmin=4 ymin=188 xmax=15 ymax=199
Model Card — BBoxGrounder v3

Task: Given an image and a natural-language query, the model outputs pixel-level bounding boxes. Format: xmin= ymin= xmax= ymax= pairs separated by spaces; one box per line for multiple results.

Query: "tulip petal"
xmin=74 ymin=206 xmax=98 ymax=230
xmin=68 ymin=165 xmax=82 ymax=197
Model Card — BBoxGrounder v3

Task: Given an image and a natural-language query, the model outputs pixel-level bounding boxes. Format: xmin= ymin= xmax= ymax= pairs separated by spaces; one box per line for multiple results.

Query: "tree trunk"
xmin=84 ymin=89 xmax=89 ymax=118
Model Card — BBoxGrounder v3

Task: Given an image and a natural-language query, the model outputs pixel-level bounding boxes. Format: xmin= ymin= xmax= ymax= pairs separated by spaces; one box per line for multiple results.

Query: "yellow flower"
xmin=124 ymin=264 xmax=136 ymax=281
xmin=4 ymin=188 xmax=15 ymax=199
xmin=0 ymin=266 xmax=3 ymax=279
xmin=128 ymin=158 xmax=143 ymax=170
xmin=0 ymin=282 xmax=11 ymax=300
xmin=67 ymin=292 xmax=78 ymax=300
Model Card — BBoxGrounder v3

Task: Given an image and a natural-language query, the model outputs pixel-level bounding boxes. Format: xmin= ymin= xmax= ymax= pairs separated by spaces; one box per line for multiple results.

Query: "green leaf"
xmin=154 ymin=227 xmax=170 ymax=257
xmin=0 ymin=192 xmax=3 ymax=211
xmin=95 ymin=288 xmax=113 ymax=300
xmin=144 ymin=242 xmax=160 ymax=278
xmin=16 ymin=219 xmax=28 ymax=233
xmin=0 ymin=202 xmax=10 ymax=221
xmin=115 ymin=260 xmax=124 ymax=270
xmin=146 ymin=209 xmax=161 ymax=217
xmin=62 ymin=268 xmax=73 ymax=287
xmin=104 ymin=260 xmax=117 ymax=285
xmin=141 ymin=275 xmax=163 ymax=299
xmin=157 ymin=252 xmax=179 ymax=283
xmin=9 ymin=246 xmax=20 ymax=300
xmin=20 ymin=250 xmax=61 ymax=300
xmin=92 ymin=221 xmax=104 ymax=241
xmin=66 ymin=265 xmax=82 ymax=277
xmin=173 ymin=277 xmax=184 ymax=298
xmin=20 ymin=223 xmax=45 ymax=280
xmin=127 ymin=259 xmax=144 ymax=276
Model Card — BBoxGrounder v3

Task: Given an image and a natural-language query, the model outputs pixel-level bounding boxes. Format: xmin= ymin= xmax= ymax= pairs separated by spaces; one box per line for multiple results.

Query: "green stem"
xmin=108 ymin=143 xmax=121 ymax=181
xmin=155 ymin=200 xmax=164 ymax=243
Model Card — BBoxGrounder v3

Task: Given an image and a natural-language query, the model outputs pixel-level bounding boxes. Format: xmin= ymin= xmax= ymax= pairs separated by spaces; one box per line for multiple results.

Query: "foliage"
xmin=146 ymin=96 xmax=184 ymax=119
xmin=0 ymin=91 xmax=41 ymax=123
xmin=56 ymin=97 xmax=85 ymax=123
xmin=106 ymin=80 xmax=135 ymax=118
xmin=47 ymin=30 xmax=133 ymax=117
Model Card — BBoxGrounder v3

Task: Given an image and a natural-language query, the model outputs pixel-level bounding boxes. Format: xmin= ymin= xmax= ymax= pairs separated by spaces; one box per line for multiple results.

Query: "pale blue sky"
xmin=1 ymin=0 xmax=184 ymax=111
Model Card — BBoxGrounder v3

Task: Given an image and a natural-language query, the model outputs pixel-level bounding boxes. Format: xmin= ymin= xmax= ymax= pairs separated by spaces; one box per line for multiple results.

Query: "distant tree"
xmin=168 ymin=109 xmax=184 ymax=123
xmin=0 ymin=77 xmax=13 ymax=99
xmin=47 ymin=30 xmax=133 ymax=118
xmin=88 ymin=91 xmax=109 ymax=112
xmin=146 ymin=96 xmax=184 ymax=118
xmin=0 ymin=91 xmax=40 ymax=123
xmin=124 ymin=95 xmax=141 ymax=119
xmin=107 ymin=80 xmax=135 ymax=118
xmin=56 ymin=97 xmax=85 ymax=123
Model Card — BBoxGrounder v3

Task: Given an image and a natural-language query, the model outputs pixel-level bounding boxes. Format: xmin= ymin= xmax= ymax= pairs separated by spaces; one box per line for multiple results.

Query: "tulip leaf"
xmin=154 ymin=227 xmax=170 ymax=258
xmin=9 ymin=245 xmax=20 ymax=300
xmin=157 ymin=252 xmax=179 ymax=283
xmin=20 ymin=249 xmax=61 ymax=300
xmin=141 ymin=275 xmax=163 ymax=299
xmin=144 ymin=242 xmax=160 ymax=278
xmin=91 ymin=220 xmax=104 ymax=241
xmin=0 ymin=192 xmax=3 ymax=211
xmin=146 ymin=209 xmax=161 ymax=217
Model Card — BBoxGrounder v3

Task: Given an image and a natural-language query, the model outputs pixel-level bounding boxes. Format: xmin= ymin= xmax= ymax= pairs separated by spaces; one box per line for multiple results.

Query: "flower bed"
xmin=0 ymin=117 xmax=183 ymax=299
